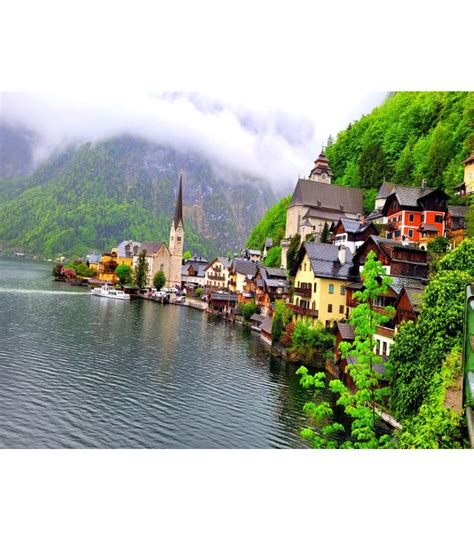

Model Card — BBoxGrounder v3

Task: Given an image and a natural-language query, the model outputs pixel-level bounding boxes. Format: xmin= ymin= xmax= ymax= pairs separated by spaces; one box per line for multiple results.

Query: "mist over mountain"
xmin=0 ymin=124 xmax=276 ymax=259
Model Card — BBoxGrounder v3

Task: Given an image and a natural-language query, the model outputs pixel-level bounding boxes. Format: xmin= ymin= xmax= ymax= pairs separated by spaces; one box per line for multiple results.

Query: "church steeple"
xmin=173 ymin=173 xmax=183 ymax=228
xmin=309 ymin=148 xmax=333 ymax=183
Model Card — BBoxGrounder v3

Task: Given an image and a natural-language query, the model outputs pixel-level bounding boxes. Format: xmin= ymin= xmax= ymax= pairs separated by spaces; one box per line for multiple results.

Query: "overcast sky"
xmin=1 ymin=90 xmax=385 ymax=191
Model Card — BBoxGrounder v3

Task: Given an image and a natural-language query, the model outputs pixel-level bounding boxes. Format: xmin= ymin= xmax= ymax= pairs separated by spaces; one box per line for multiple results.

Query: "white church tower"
xmin=168 ymin=174 xmax=184 ymax=288
xmin=308 ymin=148 xmax=333 ymax=183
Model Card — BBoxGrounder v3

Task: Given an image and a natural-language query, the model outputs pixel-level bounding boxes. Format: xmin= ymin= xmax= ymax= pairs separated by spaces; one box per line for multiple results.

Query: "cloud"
xmin=0 ymin=90 xmax=385 ymax=191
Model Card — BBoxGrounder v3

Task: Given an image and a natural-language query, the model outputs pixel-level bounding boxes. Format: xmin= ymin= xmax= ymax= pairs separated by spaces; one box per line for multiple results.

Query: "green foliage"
xmin=271 ymin=299 xmax=292 ymax=343
xmin=52 ymin=262 xmax=63 ymax=279
xmin=427 ymin=235 xmax=449 ymax=255
xmin=115 ymin=263 xmax=132 ymax=285
xmin=297 ymin=251 xmax=394 ymax=448
xmin=65 ymin=260 xmax=96 ymax=277
xmin=263 ymin=246 xmax=281 ymax=267
xmin=240 ymin=300 xmax=258 ymax=322
xmin=153 ymin=270 xmax=166 ymax=290
xmin=466 ymin=203 xmax=474 ymax=238
xmin=183 ymin=250 xmax=192 ymax=261
xmin=195 ymin=287 xmax=204 ymax=297
xmin=395 ymin=347 xmax=465 ymax=448
xmin=286 ymin=233 xmax=301 ymax=271
xmin=363 ymin=188 xmax=378 ymax=215
xmin=290 ymin=320 xmax=334 ymax=364
xmin=246 ymin=196 xmax=291 ymax=250
xmin=320 ymin=222 xmax=330 ymax=244
xmin=133 ymin=250 xmax=149 ymax=289
xmin=326 ymin=92 xmax=472 ymax=195
xmin=389 ymin=239 xmax=474 ymax=419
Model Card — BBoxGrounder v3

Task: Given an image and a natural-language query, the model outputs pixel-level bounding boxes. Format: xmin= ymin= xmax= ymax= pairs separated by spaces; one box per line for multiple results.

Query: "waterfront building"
xmin=289 ymin=242 xmax=354 ymax=327
xmin=382 ymin=183 xmax=448 ymax=245
xmin=281 ymin=149 xmax=364 ymax=267
xmin=204 ymin=257 xmax=231 ymax=291
xmin=181 ymin=255 xmax=208 ymax=290
xmin=228 ymin=258 xmax=258 ymax=294
xmin=133 ymin=241 xmax=171 ymax=288
xmin=208 ymin=292 xmax=238 ymax=316
xmin=254 ymin=266 xmax=290 ymax=317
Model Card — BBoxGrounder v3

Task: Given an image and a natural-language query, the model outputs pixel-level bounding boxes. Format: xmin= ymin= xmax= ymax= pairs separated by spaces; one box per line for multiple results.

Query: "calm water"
xmin=0 ymin=257 xmax=323 ymax=448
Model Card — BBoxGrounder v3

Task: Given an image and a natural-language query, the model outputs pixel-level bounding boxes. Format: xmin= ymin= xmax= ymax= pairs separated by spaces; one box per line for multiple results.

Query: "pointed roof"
xmin=309 ymin=148 xmax=333 ymax=178
xmin=174 ymin=174 xmax=183 ymax=228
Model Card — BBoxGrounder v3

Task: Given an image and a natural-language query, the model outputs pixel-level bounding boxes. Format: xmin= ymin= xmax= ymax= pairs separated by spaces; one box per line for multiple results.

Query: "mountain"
xmin=0 ymin=129 xmax=277 ymax=259
xmin=247 ymin=91 xmax=474 ymax=249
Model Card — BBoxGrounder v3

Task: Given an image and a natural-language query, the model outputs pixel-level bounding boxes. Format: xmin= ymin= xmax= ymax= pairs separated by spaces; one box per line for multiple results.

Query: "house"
xmin=393 ymin=283 xmax=425 ymax=326
xmin=382 ymin=183 xmax=448 ymax=244
xmin=255 ymin=266 xmax=290 ymax=317
xmin=446 ymin=206 xmax=469 ymax=247
xmin=331 ymin=217 xmax=378 ymax=254
xmin=228 ymin=259 xmax=258 ymax=294
xmin=182 ymin=255 xmax=208 ymax=290
xmin=289 ymin=242 xmax=355 ymax=327
xmin=204 ymin=257 xmax=231 ymax=291
xmin=353 ymin=235 xmax=429 ymax=280
xmin=133 ymin=241 xmax=171 ymax=288
xmin=97 ymin=252 xmax=119 ymax=283
xmin=453 ymin=155 xmax=474 ymax=197
xmin=241 ymin=248 xmax=262 ymax=262
xmin=115 ymin=240 xmax=142 ymax=267
xmin=87 ymin=253 xmax=101 ymax=275
xmin=208 ymin=292 xmax=238 ymax=316
xmin=281 ymin=149 xmax=364 ymax=267
xmin=263 ymin=238 xmax=273 ymax=258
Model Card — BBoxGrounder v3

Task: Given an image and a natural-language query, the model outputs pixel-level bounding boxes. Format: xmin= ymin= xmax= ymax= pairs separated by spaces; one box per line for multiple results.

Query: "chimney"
xmin=338 ymin=245 xmax=346 ymax=265
xmin=421 ymin=179 xmax=427 ymax=189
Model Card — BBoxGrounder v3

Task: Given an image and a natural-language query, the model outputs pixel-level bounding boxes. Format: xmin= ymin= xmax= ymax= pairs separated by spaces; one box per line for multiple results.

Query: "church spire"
xmin=174 ymin=173 xmax=183 ymax=228
xmin=309 ymin=147 xmax=333 ymax=183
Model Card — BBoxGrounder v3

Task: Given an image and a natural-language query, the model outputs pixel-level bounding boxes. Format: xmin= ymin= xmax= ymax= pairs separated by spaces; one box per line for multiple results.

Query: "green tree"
xmin=183 ymin=250 xmax=192 ymax=261
xmin=195 ymin=287 xmax=204 ymax=298
xmin=320 ymin=222 xmax=330 ymax=243
xmin=286 ymin=233 xmax=301 ymax=271
xmin=290 ymin=320 xmax=334 ymax=365
xmin=263 ymin=246 xmax=282 ymax=267
xmin=116 ymin=263 xmax=132 ymax=285
xmin=153 ymin=270 xmax=166 ymax=290
xmin=271 ymin=299 xmax=292 ymax=343
xmin=133 ymin=250 xmax=149 ymax=289
xmin=297 ymin=251 xmax=394 ymax=448
xmin=240 ymin=300 xmax=258 ymax=322
xmin=426 ymin=123 xmax=453 ymax=187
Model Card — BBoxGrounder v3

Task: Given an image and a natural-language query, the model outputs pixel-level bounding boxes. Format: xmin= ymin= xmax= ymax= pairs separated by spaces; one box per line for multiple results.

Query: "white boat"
xmin=91 ymin=284 xmax=130 ymax=300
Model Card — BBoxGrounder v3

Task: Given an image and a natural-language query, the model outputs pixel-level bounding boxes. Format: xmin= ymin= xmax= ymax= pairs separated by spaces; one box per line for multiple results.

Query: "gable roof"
xmin=140 ymin=241 xmax=165 ymax=255
xmin=448 ymin=205 xmax=469 ymax=218
xmin=331 ymin=217 xmax=375 ymax=235
xmin=292 ymin=242 xmax=354 ymax=279
xmin=260 ymin=316 xmax=273 ymax=335
xmin=337 ymin=322 xmax=355 ymax=341
xmin=376 ymin=182 xmax=395 ymax=200
xmin=289 ymin=179 xmax=364 ymax=215
xmin=231 ymin=258 xmax=258 ymax=277
xmin=117 ymin=240 xmax=142 ymax=258
xmin=204 ymin=257 xmax=231 ymax=272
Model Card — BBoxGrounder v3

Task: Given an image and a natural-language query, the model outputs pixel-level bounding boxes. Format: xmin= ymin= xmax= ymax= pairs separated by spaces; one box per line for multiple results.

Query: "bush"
xmin=290 ymin=320 xmax=334 ymax=364
xmin=240 ymin=301 xmax=258 ymax=321
xmin=195 ymin=287 xmax=204 ymax=297
xmin=153 ymin=270 xmax=166 ymax=290
xmin=263 ymin=246 xmax=282 ymax=268
xmin=116 ymin=263 xmax=132 ymax=285
xmin=272 ymin=299 xmax=292 ymax=342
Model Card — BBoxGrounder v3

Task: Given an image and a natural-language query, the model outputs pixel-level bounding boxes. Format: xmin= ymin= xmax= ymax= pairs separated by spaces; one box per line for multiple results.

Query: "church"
xmin=281 ymin=149 xmax=364 ymax=267
xmin=132 ymin=174 xmax=184 ymax=288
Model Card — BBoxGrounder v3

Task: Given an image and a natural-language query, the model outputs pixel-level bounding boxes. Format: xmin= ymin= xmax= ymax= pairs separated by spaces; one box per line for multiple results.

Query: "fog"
xmin=1 ymin=91 xmax=385 ymax=191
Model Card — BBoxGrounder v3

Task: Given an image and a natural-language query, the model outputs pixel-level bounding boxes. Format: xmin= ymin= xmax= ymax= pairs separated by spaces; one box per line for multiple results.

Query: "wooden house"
xmin=228 ymin=259 xmax=258 ymax=294
xmin=254 ymin=266 xmax=290 ymax=317
xmin=445 ymin=206 xmax=469 ymax=247
xmin=331 ymin=217 xmax=378 ymax=254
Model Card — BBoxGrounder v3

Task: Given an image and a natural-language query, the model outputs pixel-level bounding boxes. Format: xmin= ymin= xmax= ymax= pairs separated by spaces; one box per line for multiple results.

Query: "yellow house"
xmin=228 ymin=258 xmax=258 ymax=293
xmin=289 ymin=242 xmax=354 ymax=327
xmin=116 ymin=240 xmax=142 ymax=267
xmin=98 ymin=252 xmax=119 ymax=283
xmin=454 ymin=155 xmax=474 ymax=196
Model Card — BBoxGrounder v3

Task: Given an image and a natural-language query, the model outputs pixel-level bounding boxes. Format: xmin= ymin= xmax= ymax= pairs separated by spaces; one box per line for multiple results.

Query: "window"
xmin=313 ymin=282 xmax=317 ymax=293
xmin=328 ymin=284 xmax=334 ymax=294
xmin=328 ymin=304 xmax=333 ymax=313
xmin=398 ymin=215 xmax=402 ymax=222
xmin=177 ymin=236 xmax=182 ymax=242
xmin=376 ymin=340 xmax=381 ymax=355
xmin=160 ymin=264 xmax=164 ymax=272
xmin=382 ymin=341 xmax=387 ymax=356
xmin=387 ymin=232 xmax=392 ymax=240
xmin=409 ymin=213 xmax=414 ymax=222
xmin=395 ymin=230 xmax=401 ymax=238
xmin=340 ymin=286 xmax=345 ymax=295
xmin=408 ymin=229 xmax=413 ymax=238
xmin=303 ymin=263 xmax=306 ymax=271
xmin=435 ymin=215 xmax=443 ymax=223
xmin=339 ymin=305 xmax=344 ymax=314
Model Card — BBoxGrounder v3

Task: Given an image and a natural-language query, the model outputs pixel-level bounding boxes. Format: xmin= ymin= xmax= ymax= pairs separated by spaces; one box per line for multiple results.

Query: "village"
xmin=52 ymin=150 xmax=473 ymax=409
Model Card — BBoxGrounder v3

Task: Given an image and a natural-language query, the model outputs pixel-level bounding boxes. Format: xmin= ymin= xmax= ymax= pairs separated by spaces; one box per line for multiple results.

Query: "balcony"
xmin=207 ymin=274 xmax=226 ymax=281
xmin=288 ymin=303 xmax=318 ymax=318
xmin=294 ymin=286 xmax=312 ymax=298
xmin=375 ymin=325 xmax=395 ymax=339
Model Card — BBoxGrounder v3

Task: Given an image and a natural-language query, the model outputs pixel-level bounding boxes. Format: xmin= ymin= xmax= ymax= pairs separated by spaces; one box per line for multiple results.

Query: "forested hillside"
xmin=0 ymin=132 xmax=276 ymax=259
xmin=247 ymin=91 xmax=474 ymax=249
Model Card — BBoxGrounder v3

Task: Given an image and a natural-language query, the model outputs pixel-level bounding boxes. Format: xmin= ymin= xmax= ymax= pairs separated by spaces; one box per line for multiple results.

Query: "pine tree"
xmin=133 ymin=250 xmax=149 ymax=289
xmin=320 ymin=222 xmax=330 ymax=243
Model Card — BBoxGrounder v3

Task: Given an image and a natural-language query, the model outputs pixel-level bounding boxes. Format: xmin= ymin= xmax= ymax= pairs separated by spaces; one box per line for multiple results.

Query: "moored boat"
xmin=91 ymin=283 xmax=130 ymax=300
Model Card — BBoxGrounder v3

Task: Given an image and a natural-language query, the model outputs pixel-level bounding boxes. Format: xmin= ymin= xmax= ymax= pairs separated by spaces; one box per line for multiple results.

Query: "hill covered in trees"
xmin=0 ymin=131 xmax=276 ymax=259
xmin=247 ymin=91 xmax=473 ymax=249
